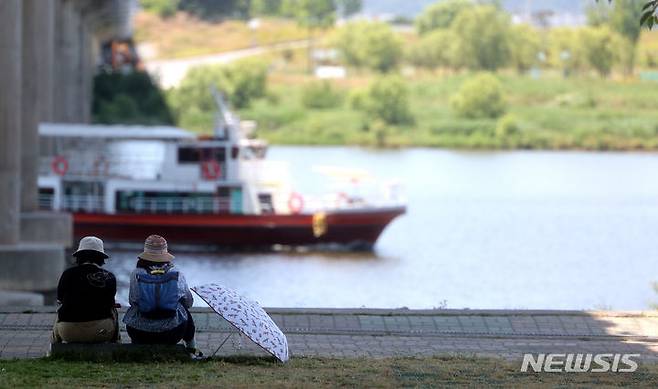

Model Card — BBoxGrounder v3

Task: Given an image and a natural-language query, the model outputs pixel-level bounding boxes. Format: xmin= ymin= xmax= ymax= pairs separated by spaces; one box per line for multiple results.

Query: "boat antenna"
xmin=210 ymin=85 xmax=236 ymax=139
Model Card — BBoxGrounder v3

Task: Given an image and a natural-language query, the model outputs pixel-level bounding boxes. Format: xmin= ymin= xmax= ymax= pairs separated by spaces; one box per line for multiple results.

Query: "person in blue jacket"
xmin=123 ymin=234 xmax=202 ymax=358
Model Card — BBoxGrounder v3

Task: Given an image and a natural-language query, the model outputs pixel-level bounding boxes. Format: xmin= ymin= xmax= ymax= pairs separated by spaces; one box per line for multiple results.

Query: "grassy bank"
xmin=1 ymin=356 xmax=657 ymax=388
xmin=238 ymin=72 xmax=658 ymax=150
xmin=135 ymin=13 xmax=310 ymax=59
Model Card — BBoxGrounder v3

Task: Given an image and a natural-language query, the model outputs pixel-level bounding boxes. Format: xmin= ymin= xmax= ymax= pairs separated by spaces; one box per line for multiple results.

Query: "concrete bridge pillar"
xmin=0 ymin=0 xmax=23 ymax=245
xmin=79 ymin=13 xmax=95 ymax=124
xmin=19 ymin=0 xmax=72 ymax=250
xmin=0 ymin=0 xmax=131 ymax=303
xmin=0 ymin=0 xmax=66 ymax=300
xmin=21 ymin=0 xmax=55 ymax=212
xmin=54 ymin=0 xmax=82 ymax=123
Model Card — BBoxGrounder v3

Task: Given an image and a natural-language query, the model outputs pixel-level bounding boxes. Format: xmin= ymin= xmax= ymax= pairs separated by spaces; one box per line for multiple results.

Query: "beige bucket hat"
xmin=138 ymin=234 xmax=175 ymax=263
xmin=73 ymin=236 xmax=109 ymax=259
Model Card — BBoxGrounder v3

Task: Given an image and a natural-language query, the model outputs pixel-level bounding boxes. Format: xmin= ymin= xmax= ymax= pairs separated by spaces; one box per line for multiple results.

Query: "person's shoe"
xmin=186 ymin=347 xmax=206 ymax=361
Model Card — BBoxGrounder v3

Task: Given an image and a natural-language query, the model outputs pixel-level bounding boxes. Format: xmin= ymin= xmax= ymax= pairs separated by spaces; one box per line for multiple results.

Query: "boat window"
xmin=178 ymin=146 xmax=227 ymax=164
xmin=178 ymin=147 xmax=200 ymax=163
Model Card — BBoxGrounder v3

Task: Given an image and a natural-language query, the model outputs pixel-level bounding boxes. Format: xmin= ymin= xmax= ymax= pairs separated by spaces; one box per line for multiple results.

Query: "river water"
xmin=106 ymin=147 xmax=658 ymax=310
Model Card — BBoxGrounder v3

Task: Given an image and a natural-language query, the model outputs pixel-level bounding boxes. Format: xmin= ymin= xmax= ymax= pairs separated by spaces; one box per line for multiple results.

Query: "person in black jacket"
xmin=51 ymin=236 xmax=119 ymax=344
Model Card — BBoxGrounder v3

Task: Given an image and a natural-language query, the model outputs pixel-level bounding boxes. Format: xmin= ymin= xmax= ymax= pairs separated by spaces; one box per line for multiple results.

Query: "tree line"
xmin=336 ymin=0 xmax=648 ymax=78
xmin=98 ymin=0 xmax=655 ymax=129
xmin=140 ymin=0 xmax=362 ymax=20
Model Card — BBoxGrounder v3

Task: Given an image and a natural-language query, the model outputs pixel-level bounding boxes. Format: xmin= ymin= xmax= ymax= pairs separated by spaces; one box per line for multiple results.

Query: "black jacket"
xmin=56 ymin=263 xmax=117 ymax=322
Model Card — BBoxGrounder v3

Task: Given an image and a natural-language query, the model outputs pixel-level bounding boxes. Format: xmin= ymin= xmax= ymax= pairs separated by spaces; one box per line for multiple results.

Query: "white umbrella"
xmin=192 ymin=283 xmax=289 ymax=362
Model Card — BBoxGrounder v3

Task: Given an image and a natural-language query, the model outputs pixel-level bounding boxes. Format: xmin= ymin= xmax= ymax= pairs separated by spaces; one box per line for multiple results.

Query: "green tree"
xmin=282 ymin=0 xmax=336 ymax=27
xmin=356 ymin=76 xmax=413 ymax=125
xmin=586 ymin=0 xmax=611 ymax=26
xmin=610 ymin=0 xmax=644 ymax=74
xmin=639 ymin=0 xmax=658 ymax=29
xmin=250 ymin=0 xmax=283 ymax=16
xmin=336 ymin=0 xmax=362 ymax=18
xmin=407 ymin=29 xmax=458 ymax=69
xmin=450 ymin=5 xmax=511 ymax=70
xmin=140 ymin=0 xmax=181 ymax=18
xmin=415 ymin=0 xmax=472 ymax=35
xmin=282 ymin=0 xmax=337 ymax=72
xmin=581 ymin=26 xmax=621 ymax=77
xmin=594 ymin=0 xmax=657 ymax=30
xmin=93 ymin=71 xmax=173 ymax=125
xmin=548 ymin=27 xmax=587 ymax=76
xmin=169 ymin=59 xmax=268 ymax=131
xmin=508 ymin=24 xmax=542 ymax=73
xmin=451 ymin=73 xmax=506 ymax=119
xmin=179 ymin=0 xmax=251 ymax=20
xmin=335 ymin=21 xmax=403 ymax=72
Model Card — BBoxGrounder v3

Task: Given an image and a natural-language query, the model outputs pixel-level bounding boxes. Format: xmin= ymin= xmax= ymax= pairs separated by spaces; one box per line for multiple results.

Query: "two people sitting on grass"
xmin=122 ymin=234 xmax=203 ymax=358
xmin=51 ymin=236 xmax=119 ymax=344
xmin=52 ymin=234 xmax=203 ymax=358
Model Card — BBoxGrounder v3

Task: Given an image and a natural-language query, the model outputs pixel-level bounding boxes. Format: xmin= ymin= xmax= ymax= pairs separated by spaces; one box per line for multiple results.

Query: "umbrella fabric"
xmin=192 ymin=283 xmax=289 ymax=362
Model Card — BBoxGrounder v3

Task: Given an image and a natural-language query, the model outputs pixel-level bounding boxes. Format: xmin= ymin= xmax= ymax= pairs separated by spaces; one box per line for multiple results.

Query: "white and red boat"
xmin=38 ymin=98 xmax=405 ymax=250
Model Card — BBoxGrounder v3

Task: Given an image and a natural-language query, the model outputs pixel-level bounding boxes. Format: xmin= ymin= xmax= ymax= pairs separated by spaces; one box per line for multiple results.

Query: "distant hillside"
xmin=361 ymin=0 xmax=586 ymax=18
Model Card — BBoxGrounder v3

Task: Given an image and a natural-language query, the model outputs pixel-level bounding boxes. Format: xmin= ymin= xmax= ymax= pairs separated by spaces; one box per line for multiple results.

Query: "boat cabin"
xmin=38 ymin=123 xmax=285 ymax=216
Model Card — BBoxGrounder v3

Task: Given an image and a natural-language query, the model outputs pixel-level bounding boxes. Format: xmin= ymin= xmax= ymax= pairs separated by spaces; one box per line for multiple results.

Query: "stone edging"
xmin=1 ymin=306 xmax=657 ymax=317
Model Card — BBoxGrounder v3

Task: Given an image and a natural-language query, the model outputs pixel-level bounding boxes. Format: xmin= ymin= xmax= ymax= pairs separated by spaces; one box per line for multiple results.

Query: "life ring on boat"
xmin=92 ymin=156 xmax=109 ymax=176
xmin=51 ymin=156 xmax=68 ymax=176
xmin=288 ymin=192 xmax=304 ymax=214
xmin=201 ymin=160 xmax=222 ymax=180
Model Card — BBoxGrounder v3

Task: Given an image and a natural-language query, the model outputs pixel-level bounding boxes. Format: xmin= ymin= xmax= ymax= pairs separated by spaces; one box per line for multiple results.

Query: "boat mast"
xmin=210 ymin=86 xmax=240 ymax=141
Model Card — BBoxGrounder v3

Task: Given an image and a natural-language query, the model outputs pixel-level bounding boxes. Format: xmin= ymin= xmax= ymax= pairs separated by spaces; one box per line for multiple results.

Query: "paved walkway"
xmin=144 ymin=40 xmax=309 ymax=88
xmin=1 ymin=307 xmax=658 ymax=361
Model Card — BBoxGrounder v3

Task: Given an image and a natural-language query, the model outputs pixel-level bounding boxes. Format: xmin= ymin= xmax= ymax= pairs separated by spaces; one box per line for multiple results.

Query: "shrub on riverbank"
xmin=451 ymin=73 xmax=506 ymax=119
xmin=357 ymin=76 xmax=414 ymax=125
xmin=301 ymin=81 xmax=343 ymax=109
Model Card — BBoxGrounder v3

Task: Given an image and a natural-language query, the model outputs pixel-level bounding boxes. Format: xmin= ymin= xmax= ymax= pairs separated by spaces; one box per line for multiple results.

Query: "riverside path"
xmin=1 ymin=307 xmax=657 ymax=361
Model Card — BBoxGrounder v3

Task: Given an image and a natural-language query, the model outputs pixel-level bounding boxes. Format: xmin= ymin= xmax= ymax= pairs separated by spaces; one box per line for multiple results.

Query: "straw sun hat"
xmin=73 ymin=236 xmax=109 ymax=259
xmin=138 ymin=234 xmax=175 ymax=263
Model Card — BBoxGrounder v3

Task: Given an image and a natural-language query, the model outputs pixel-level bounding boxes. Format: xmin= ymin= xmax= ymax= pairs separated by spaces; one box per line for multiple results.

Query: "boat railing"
xmin=38 ymin=193 xmax=105 ymax=213
xmin=129 ymin=196 xmax=233 ymax=214
xmin=38 ymin=193 xmax=55 ymax=211
xmin=62 ymin=195 xmax=105 ymax=213
xmin=281 ymin=192 xmax=404 ymax=214
xmin=39 ymin=192 xmax=236 ymax=214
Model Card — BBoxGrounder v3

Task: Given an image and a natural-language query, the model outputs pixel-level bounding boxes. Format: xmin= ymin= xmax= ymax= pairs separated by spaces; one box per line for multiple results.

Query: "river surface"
xmin=106 ymin=147 xmax=658 ymax=310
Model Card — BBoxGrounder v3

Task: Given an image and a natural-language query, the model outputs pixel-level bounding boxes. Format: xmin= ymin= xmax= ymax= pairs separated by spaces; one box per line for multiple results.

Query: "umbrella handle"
xmin=210 ymin=333 xmax=233 ymax=358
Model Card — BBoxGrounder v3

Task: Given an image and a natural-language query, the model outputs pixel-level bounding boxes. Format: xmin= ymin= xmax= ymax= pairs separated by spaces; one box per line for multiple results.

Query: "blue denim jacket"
xmin=122 ymin=265 xmax=193 ymax=332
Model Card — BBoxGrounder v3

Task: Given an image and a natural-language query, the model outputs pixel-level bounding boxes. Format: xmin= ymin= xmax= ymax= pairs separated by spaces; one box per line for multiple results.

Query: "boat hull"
xmin=72 ymin=206 xmax=405 ymax=250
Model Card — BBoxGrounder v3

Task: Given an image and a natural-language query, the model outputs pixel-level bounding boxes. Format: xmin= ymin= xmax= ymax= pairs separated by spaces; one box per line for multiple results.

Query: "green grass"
xmin=1 ymin=356 xmax=658 ymax=388
xmin=232 ymin=72 xmax=658 ymax=150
